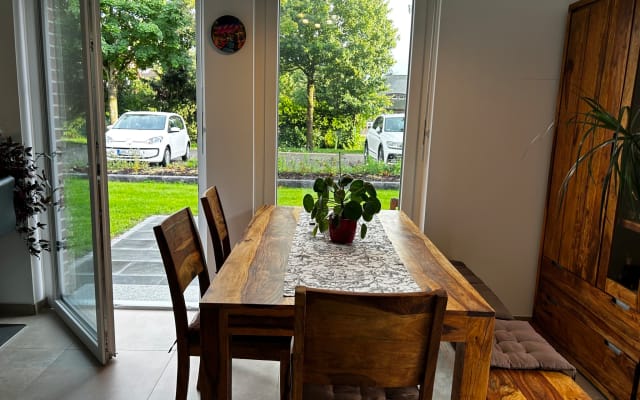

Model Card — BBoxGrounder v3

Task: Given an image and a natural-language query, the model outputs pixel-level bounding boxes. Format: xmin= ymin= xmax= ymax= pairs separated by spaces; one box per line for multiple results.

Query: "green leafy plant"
xmin=0 ymin=136 xmax=55 ymax=257
xmin=303 ymin=174 xmax=382 ymax=239
xmin=560 ymin=97 xmax=640 ymax=222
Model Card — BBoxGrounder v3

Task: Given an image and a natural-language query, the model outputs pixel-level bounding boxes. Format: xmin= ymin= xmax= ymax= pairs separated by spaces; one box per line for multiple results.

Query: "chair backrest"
xmin=292 ymin=287 xmax=448 ymax=400
xmin=153 ymin=207 xmax=211 ymax=337
xmin=200 ymin=186 xmax=231 ymax=272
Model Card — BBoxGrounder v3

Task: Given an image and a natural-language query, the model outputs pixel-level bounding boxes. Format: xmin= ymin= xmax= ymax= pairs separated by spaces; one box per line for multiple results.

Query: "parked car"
xmin=106 ymin=111 xmax=190 ymax=166
xmin=364 ymin=113 xmax=405 ymax=163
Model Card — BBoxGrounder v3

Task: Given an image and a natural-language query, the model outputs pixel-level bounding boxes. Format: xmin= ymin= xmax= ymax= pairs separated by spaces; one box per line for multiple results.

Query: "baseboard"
xmin=0 ymin=298 xmax=49 ymax=317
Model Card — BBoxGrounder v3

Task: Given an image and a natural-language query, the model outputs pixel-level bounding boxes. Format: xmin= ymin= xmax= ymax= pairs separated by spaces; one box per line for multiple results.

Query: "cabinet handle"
xmin=605 ymin=340 xmax=623 ymax=356
xmin=612 ymin=297 xmax=631 ymax=311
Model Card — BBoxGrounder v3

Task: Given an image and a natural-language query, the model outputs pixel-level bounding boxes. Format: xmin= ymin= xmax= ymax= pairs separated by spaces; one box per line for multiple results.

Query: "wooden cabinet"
xmin=533 ymin=0 xmax=640 ymax=398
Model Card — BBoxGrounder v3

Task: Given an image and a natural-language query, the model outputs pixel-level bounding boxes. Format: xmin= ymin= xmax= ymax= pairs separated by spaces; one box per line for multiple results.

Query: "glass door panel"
xmin=42 ymin=0 xmax=115 ymax=364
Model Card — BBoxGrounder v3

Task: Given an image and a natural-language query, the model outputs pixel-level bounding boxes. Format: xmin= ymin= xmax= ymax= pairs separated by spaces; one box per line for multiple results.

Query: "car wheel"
xmin=378 ymin=147 xmax=385 ymax=163
xmin=161 ymin=147 xmax=171 ymax=167
xmin=182 ymin=142 xmax=190 ymax=161
xmin=364 ymin=142 xmax=369 ymax=162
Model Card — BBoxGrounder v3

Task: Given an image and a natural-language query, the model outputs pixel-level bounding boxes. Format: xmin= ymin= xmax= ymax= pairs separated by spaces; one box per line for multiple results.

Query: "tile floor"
xmin=0 ymin=308 xmax=606 ymax=400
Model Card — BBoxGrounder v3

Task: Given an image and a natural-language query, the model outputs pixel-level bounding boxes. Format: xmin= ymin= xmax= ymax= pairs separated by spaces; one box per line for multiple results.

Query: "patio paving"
xmin=110 ymin=215 xmax=199 ymax=309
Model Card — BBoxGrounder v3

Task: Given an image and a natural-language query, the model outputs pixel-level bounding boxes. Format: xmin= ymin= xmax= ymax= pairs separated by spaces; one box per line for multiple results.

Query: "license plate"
xmin=117 ymin=149 xmax=140 ymax=157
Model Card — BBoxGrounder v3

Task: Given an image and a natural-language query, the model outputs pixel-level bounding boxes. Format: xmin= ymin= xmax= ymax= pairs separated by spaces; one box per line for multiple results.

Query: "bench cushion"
xmin=491 ymin=319 xmax=576 ymax=378
xmin=449 ymin=260 xmax=514 ymax=320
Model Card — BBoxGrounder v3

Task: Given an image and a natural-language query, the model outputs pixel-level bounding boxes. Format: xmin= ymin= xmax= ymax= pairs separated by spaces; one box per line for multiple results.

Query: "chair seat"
xmin=303 ymin=384 xmax=419 ymax=400
xmin=186 ymin=311 xmax=291 ymax=360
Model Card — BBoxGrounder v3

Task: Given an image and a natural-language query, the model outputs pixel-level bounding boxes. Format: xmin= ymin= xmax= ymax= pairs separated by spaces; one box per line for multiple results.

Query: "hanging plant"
xmin=0 ymin=135 xmax=56 ymax=257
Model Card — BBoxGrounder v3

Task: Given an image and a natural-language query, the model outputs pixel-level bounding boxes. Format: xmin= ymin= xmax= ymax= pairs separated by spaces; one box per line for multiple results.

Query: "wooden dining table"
xmin=199 ymin=205 xmax=495 ymax=400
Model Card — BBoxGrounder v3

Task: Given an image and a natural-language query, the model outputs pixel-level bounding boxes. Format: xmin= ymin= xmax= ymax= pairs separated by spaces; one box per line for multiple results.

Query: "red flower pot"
xmin=328 ymin=217 xmax=357 ymax=244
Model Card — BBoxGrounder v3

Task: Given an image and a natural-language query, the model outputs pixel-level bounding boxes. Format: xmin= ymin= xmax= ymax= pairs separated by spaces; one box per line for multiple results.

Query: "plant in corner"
xmin=0 ymin=135 xmax=55 ymax=257
xmin=560 ymin=96 xmax=640 ymax=223
xmin=302 ymin=174 xmax=382 ymax=244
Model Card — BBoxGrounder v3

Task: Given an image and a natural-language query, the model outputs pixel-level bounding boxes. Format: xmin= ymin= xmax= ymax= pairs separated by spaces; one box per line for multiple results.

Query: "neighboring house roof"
xmin=385 ymin=74 xmax=408 ymax=94
xmin=384 ymin=74 xmax=408 ymax=112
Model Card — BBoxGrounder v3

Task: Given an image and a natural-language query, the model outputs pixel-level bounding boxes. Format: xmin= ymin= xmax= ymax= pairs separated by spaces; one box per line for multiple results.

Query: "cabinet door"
xmin=542 ymin=0 xmax=637 ymax=285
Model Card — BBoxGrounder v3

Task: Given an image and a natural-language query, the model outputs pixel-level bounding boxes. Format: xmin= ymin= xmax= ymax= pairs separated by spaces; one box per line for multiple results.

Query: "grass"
xmin=63 ymin=175 xmax=399 ymax=257
xmin=277 ymin=187 xmax=399 ymax=210
xmin=107 ymin=180 xmax=199 ymax=236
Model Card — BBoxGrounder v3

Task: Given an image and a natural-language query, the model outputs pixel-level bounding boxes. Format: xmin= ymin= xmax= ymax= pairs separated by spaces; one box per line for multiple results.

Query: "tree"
xmin=279 ymin=0 xmax=396 ymax=150
xmin=101 ymin=0 xmax=194 ymax=123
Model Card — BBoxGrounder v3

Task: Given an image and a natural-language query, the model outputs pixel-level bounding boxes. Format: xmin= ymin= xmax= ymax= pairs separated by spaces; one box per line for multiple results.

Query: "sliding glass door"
xmin=41 ymin=0 xmax=115 ymax=364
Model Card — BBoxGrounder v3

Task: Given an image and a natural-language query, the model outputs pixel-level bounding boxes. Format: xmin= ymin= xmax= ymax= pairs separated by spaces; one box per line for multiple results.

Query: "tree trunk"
xmin=107 ymin=75 xmax=119 ymax=124
xmin=305 ymin=79 xmax=315 ymax=151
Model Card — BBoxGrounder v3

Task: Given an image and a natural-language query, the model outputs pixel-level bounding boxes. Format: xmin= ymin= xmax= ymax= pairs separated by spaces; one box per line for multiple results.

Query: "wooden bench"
xmin=487 ymin=370 xmax=591 ymax=399
xmin=448 ymin=260 xmax=593 ymax=399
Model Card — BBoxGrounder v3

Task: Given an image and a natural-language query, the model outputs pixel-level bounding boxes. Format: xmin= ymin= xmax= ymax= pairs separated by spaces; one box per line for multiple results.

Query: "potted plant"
xmin=560 ymin=97 xmax=640 ymax=223
xmin=0 ymin=135 xmax=55 ymax=257
xmin=302 ymin=174 xmax=382 ymax=244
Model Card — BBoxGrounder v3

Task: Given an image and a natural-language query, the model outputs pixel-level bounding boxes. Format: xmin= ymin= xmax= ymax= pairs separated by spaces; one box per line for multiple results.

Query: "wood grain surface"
xmin=199 ymin=206 xmax=496 ymax=400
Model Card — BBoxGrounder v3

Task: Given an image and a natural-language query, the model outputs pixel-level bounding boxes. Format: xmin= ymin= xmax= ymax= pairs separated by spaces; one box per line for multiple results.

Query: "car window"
xmin=174 ymin=117 xmax=185 ymax=129
xmin=113 ymin=114 xmax=166 ymax=130
xmin=373 ymin=117 xmax=383 ymax=130
xmin=384 ymin=117 xmax=404 ymax=132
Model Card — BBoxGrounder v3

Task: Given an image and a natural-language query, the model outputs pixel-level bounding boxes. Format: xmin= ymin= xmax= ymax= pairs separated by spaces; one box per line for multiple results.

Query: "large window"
xmin=276 ymin=0 xmax=414 ymax=211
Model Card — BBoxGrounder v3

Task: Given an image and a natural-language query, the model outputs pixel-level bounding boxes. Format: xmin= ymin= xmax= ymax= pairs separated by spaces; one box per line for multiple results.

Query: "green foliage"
xmin=562 ymin=97 xmax=640 ymax=223
xmin=278 ymin=153 xmax=400 ymax=177
xmin=153 ymin=66 xmax=197 ymax=142
xmin=303 ymin=174 xmax=382 ymax=239
xmin=101 ymin=0 xmax=195 ymax=122
xmin=0 ymin=136 xmax=55 ymax=257
xmin=62 ymin=116 xmax=87 ymax=140
xmin=279 ymin=0 xmax=397 ymax=150
xmin=118 ymin=78 xmax=157 ymax=114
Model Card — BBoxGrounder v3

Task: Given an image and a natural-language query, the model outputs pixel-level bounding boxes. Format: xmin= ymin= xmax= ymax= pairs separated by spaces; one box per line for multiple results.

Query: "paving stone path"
xmin=110 ymin=215 xmax=199 ymax=309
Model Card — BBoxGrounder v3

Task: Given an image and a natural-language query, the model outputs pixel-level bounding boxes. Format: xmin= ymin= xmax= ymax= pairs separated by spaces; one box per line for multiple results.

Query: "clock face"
xmin=211 ymin=15 xmax=246 ymax=54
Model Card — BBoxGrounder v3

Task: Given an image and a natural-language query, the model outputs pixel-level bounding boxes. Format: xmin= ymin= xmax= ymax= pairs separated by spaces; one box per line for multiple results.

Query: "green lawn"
xmin=107 ymin=180 xmax=199 ymax=236
xmin=64 ymin=179 xmax=399 ymax=254
xmin=278 ymin=187 xmax=399 ymax=210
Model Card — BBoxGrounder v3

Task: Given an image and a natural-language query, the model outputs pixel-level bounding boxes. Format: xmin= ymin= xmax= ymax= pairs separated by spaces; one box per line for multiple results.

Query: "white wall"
xmin=0 ymin=1 xmax=20 ymax=135
xmin=424 ymin=0 xmax=572 ymax=316
xmin=0 ymin=0 xmax=36 ymax=309
xmin=200 ymin=0 xmax=278 ymax=245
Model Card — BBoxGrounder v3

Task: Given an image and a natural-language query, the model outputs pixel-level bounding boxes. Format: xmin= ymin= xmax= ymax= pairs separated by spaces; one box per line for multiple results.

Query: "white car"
xmin=106 ymin=111 xmax=190 ymax=166
xmin=364 ymin=113 xmax=405 ymax=163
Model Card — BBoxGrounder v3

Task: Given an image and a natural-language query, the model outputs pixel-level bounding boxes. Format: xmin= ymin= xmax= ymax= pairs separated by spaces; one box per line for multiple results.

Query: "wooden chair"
xmin=200 ymin=186 xmax=231 ymax=272
xmin=291 ymin=287 xmax=448 ymax=400
xmin=154 ymin=207 xmax=291 ymax=400
xmin=390 ymin=197 xmax=399 ymax=210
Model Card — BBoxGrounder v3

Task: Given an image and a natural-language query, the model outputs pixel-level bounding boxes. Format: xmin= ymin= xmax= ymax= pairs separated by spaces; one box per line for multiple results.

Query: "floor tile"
xmin=0 ymin=309 xmax=608 ymax=400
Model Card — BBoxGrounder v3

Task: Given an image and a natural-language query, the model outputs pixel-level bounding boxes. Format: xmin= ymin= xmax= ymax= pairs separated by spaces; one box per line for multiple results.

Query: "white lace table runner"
xmin=283 ymin=212 xmax=421 ymax=296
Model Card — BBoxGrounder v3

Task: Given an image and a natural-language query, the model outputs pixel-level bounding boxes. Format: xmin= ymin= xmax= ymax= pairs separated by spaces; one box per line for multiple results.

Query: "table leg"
xmin=216 ymin=309 xmax=232 ymax=400
xmin=451 ymin=316 xmax=494 ymax=400
xmin=200 ymin=306 xmax=222 ymax=400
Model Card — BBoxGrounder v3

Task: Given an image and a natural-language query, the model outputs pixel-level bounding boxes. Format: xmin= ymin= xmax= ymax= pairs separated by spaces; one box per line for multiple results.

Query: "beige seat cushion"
xmin=303 ymin=384 xmax=419 ymax=400
xmin=492 ymin=319 xmax=576 ymax=378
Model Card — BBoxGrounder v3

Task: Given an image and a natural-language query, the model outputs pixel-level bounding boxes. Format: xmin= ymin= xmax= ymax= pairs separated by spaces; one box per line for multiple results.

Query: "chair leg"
xmin=196 ymin=362 xmax=204 ymax=391
xmin=280 ymin=351 xmax=291 ymax=400
xmin=176 ymin=350 xmax=190 ymax=400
